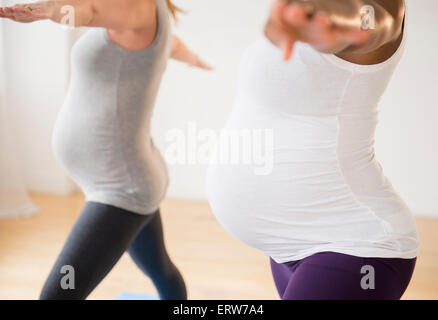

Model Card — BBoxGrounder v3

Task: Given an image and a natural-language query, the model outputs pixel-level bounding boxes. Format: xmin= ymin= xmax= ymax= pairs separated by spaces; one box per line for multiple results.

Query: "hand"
xmin=187 ymin=55 xmax=213 ymax=71
xmin=265 ymin=0 xmax=370 ymax=60
xmin=170 ymin=35 xmax=213 ymax=71
xmin=0 ymin=2 xmax=52 ymax=23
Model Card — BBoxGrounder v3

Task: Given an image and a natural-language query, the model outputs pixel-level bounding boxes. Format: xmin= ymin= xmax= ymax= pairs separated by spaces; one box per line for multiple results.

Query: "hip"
xmin=270 ymin=251 xmax=417 ymax=299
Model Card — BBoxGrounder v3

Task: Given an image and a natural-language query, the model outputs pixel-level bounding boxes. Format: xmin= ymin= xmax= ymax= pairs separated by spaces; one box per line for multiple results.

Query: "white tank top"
xmin=206 ymin=3 xmax=419 ymax=263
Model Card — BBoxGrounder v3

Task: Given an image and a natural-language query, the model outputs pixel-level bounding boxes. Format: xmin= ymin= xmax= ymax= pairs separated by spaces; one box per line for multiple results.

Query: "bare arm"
xmin=170 ymin=35 xmax=213 ymax=70
xmin=0 ymin=0 xmax=156 ymax=31
xmin=0 ymin=2 xmax=212 ymax=71
xmin=265 ymin=0 xmax=405 ymax=59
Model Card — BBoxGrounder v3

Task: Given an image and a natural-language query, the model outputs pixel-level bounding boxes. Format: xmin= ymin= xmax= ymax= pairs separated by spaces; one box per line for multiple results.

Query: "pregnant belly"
xmin=51 ymin=104 xmax=133 ymax=187
xmin=206 ymin=154 xmax=400 ymax=256
xmin=205 ymin=112 xmax=404 ymax=254
xmin=52 ymin=109 xmax=169 ymax=201
xmin=206 ymin=101 xmax=419 ymax=258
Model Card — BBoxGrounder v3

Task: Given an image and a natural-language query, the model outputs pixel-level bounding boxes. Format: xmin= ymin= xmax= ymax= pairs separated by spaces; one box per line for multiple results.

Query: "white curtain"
xmin=0 ymin=15 xmax=40 ymax=218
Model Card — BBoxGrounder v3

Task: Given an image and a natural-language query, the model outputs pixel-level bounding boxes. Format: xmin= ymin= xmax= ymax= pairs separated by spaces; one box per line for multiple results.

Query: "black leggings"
xmin=39 ymin=201 xmax=186 ymax=300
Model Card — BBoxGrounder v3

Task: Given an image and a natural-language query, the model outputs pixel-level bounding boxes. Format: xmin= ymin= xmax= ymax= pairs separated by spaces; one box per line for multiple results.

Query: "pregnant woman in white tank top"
xmin=1 ymin=0 xmax=211 ymax=299
xmin=207 ymin=0 xmax=419 ymax=299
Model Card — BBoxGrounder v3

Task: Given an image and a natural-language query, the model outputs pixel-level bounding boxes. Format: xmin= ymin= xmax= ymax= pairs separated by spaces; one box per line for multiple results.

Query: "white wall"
xmin=2 ymin=0 xmax=436 ymax=217
xmin=153 ymin=0 xmax=271 ymax=200
xmin=375 ymin=0 xmax=438 ymax=218
xmin=2 ymin=1 xmax=78 ymax=194
xmin=152 ymin=0 xmax=438 ymax=218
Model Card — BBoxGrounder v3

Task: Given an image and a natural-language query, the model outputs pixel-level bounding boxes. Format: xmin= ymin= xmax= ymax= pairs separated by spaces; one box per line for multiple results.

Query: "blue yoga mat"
xmin=115 ymin=292 xmax=159 ymax=300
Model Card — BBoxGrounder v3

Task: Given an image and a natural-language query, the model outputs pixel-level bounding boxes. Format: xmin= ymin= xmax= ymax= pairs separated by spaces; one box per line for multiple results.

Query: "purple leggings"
xmin=270 ymin=251 xmax=416 ymax=300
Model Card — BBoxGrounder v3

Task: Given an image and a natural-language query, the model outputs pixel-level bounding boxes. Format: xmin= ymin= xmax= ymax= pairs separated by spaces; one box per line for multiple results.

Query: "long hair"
xmin=165 ymin=0 xmax=184 ymax=22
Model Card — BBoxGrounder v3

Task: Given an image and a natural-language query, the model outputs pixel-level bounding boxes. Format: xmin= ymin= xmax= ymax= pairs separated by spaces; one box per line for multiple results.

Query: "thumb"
xmin=282 ymin=35 xmax=296 ymax=61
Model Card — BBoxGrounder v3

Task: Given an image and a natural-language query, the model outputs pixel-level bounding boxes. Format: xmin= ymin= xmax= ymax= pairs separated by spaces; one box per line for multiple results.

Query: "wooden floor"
xmin=0 ymin=192 xmax=437 ymax=300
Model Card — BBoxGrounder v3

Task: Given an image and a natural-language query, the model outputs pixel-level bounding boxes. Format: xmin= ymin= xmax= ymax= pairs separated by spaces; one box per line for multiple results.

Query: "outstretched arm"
xmin=265 ymin=0 xmax=405 ymax=60
xmin=170 ymin=35 xmax=213 ymax=70
xmin=0 ymin=1 xmax=212 ymax=71
xmin=0 ymin=0 xmax=156 ymax=31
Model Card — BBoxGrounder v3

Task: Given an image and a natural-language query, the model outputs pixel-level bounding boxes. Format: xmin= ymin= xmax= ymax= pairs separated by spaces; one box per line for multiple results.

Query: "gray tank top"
xmin=51 ymin=0 xmax=172 ymax=215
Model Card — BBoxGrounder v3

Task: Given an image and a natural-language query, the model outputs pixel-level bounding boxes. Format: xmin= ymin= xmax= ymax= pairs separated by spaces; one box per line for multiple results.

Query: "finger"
xmin=199 ymin=62 xmax=214 ymax=70
xmin=273 ymin=1 xmax=288 ymax=17
xmin=11 ymin=5 xmax=46 ymax=21
xmin=3 ymin=7 xmax=20 ymax=17
xmin=12 ymin=7 xmax=31 ymax=14
xmin=2 ymin=7 xmax=13 ymax=15
xmin=0 ymin=13 xmax=17 ymax=21
xmin=194 ymin=57 xmax=213 ymax=70
xmin=271 ymin=0 xmax=288 ymax=26
xmin=283 ymin=35 xmax=296 ymax=61
xmin=0 ymin=7 xmax=36 ymax=22
xmin=6 ymin=11 xmax=27 ymax=20
xmin=0 ymin=8 xmax=8 ymax=18
xmin=283 ymin=3 xmax=308 ymax=28
xmin=11 ymin=7 xmax=32 ymax=18
xmin=0 ymin=7 xmax=18 ymax=20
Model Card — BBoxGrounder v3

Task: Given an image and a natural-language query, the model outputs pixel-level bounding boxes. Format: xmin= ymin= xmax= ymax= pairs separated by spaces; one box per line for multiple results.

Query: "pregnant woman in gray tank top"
xmin=0 ymin=0 xmax=211 ymax=299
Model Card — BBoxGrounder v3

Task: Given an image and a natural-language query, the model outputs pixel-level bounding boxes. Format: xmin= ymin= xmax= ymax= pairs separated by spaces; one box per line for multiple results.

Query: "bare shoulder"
xmin=378 ymin=0 xmax=406 ymax=39
xmin=379 ymin=0 xmax=405 ymax=17
xmin=335 ymin=0 xmax=406 ymax=64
